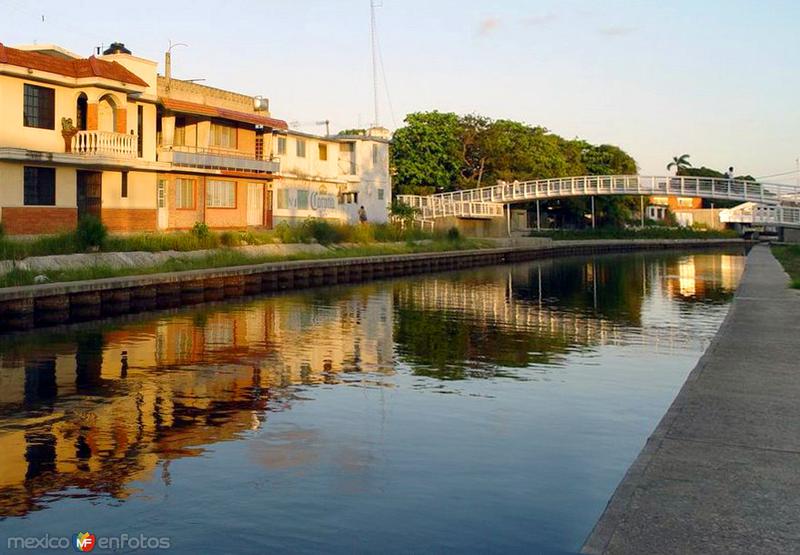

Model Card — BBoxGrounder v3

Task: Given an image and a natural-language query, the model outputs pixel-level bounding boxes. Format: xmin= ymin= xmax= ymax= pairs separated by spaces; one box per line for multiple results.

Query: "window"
xmin=210 ymin=123 xmax=237 ymax=149
xmin=157 ymin=179 xmax=167 ymax=208
xmin=296 ymin=189 xmax=309 ymax=209
xmin=318 ymin=144 xmax=328 ymax=161
xmin=23 ymin=84 xmax=55 ymax=129
xmin=340 ymin=142 xmax=356 ymax=175
xmin=137 ymin=106 xmax=144 ymax=157
xmin=377 ymin=188 xmax=385 ymax=201
xmin=255 ymin=134 xmax=264 ymax=160
xmin=277 ymin=189 xmax=289 ymax=209
xmin=338 ymin=192 xmax=358 ymax=204
xmin=372 ymin=144 xmax=380 ymax=165
xmin=296 ymin=139 xmax=306 ymax=158
xmin=276 ymin=136 xmax=287 ymax=155
xmin=206 ymin=179 xmax=236 ymax=208
xmin=121 ymin=172 xmax=128 ymax=198
xmin=24 ymin=167 xmax=56 ymax=206
xmin=175 ymin=178 xmax=195 ymax=209
xmin=174 ymin=117 xmax=186 ymax=146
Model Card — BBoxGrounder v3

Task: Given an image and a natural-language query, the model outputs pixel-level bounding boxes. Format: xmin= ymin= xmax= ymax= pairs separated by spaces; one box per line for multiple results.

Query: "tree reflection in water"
xmin=0 ymin=249 xmax=745 ymax=519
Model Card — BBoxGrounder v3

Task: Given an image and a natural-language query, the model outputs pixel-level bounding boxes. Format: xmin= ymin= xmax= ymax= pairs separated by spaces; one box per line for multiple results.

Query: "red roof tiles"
xmin=160 ymin=98 xmax=288 ymax=130
xmin=0 ymin=43 xmax=148 ymax=87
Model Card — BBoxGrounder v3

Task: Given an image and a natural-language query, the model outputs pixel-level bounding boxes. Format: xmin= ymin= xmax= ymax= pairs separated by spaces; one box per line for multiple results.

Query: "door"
xmin=264 ymin=188 xmax=273 ymax=229
xmin=247 ymin=183 xmax=264 ymax=226
xmin=77 ymin=171 xmax=102 ymax=221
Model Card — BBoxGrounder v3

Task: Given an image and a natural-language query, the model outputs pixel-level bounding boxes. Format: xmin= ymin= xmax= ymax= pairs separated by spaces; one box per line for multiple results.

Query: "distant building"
xmin=646 ymin=195 xmax=703 ymax=221
xmin=0 ymin=41 xmax=390 ymax=235
xmin=647 ymin=195 xmax=723 ymax=229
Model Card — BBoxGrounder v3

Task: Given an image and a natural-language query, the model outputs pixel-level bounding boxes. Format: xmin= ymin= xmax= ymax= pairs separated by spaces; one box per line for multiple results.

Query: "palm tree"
xmin=667 ymin=154 xmax=692 ymax=175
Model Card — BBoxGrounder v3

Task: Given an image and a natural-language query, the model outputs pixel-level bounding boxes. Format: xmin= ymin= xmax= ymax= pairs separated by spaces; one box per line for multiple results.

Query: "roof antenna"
xmin=165 ymin=40 xmax=188 ymax=93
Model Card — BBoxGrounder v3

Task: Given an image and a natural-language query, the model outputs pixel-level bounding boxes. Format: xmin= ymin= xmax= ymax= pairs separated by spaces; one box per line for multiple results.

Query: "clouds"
xmin=477 ymin=17 xmax=501 ymax=37
xmin=475 ymin=11 xmax=634 ymax=39
xmin=476 ymin=12 xmax=557 ymax=37
xmin=524 ymin=13 xmax=557 ymax=26
xmin=598 ymin=25 xmax=637 ymax=37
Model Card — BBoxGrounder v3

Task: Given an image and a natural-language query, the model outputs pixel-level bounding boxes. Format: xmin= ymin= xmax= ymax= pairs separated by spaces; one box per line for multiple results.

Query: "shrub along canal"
xmin=0 ymin=247 xmax=746 ymax=554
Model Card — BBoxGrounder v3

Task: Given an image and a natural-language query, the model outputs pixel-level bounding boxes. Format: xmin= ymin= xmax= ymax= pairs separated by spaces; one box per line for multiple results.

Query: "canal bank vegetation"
xmin=528 ymin=227 xmax=739 ymax=241
xmin=772 ymin=245 xmax=800 ymax=288
xmin=0 ymin=230 xmax=486 ymax=288
xmin=0 ymin=218 xmax=434 ymax=261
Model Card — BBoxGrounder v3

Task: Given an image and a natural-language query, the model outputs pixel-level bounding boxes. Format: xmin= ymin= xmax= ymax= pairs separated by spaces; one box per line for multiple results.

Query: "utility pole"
xmin=370 ymin=0 xmax=382 ymax=127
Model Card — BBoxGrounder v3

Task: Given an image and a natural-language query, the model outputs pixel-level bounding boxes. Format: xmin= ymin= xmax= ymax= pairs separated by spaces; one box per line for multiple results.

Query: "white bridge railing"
xmin=398 ymin=175 xmax=800 ymax=228
xmin=396 ymin=195 xmax=504 ymax=220
xmin=72 ymin=130 xmax=137 ymax=158
xmin=721 ymin=204 xmax=800 ymax=227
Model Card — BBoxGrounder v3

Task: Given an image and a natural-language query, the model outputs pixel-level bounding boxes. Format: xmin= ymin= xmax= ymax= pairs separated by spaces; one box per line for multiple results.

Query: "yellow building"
xmin=0 ymin=41 xmax=391 ymax=235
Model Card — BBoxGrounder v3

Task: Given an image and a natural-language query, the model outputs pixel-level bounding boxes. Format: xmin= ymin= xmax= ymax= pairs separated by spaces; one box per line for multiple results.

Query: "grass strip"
xmin=0 ymin=239 xmax=488 ymax=288
xmin=772 ymin=245 xmax=800 ymax=289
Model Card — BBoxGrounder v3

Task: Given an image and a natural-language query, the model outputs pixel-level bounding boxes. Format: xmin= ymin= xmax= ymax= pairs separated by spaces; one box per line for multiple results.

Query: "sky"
xmin=2 ymin=0 xmax=799 ymax=182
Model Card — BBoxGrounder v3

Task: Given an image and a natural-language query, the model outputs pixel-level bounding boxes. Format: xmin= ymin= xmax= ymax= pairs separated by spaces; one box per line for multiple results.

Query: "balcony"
xmin=72 ymin=131 xmax=137 ymax=158
xmin=160 ymin=146 xmax=280 ymax=174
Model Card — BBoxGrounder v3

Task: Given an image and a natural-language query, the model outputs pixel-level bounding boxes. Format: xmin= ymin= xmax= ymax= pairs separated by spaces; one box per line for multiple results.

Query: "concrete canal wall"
xmin=582 ymin=244 xmax=800 ymax=554
xmin=0 ymin=239 xmax=747 ymax=332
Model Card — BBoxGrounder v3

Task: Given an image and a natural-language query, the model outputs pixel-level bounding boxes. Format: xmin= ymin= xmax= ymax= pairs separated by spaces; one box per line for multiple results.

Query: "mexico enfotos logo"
xmin=6 ymin=531 xmax=171 ymax=551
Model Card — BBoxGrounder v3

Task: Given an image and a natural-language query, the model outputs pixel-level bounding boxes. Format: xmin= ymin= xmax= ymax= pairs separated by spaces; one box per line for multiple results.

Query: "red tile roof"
xmin=0 ymin=43 xmax=149 ymax=87
xmin=160 ymin=98 xmax=288 ymax=130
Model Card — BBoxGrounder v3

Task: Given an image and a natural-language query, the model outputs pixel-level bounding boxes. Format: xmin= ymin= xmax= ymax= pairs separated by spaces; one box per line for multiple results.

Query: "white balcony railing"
xmin=72 ymin=131 xmax=137 ymax=158
xmin=161 ymin=147 xmax=280 ymax=174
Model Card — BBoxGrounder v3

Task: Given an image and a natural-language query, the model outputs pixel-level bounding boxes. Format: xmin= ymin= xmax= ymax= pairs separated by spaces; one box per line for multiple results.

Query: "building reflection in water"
xmin=0 ymin=250 xmax=745 ymax=518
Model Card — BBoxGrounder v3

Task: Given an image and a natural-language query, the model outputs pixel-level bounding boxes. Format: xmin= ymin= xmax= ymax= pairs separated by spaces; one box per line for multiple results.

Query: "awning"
xmin=159 ymin=98 xmax=288 ymax=130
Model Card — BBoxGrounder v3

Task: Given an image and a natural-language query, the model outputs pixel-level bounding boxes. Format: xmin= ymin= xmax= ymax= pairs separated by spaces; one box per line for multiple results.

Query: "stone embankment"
xmin=0 ymin=239 xmax=746 ymax=333
xmin=582 ymin=244 xmax=800 ymax=554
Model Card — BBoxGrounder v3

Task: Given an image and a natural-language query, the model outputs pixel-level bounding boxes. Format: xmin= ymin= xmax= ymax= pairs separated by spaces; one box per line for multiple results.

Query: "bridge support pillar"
xmin=591 ymin=196 xmax=596 ymax=229
xmin=536 ymin=200 xmax=541 ymax=231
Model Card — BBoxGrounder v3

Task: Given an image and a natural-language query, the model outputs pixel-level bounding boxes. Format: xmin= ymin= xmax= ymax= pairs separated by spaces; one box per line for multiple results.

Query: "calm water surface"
xmin=0 ymin=250 xmax=746 ymax=554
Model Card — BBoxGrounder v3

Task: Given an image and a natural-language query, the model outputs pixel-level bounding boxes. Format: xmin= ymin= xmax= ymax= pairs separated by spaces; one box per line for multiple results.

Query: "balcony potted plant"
xmin=61 ymin=118 xmax=78 ymax=153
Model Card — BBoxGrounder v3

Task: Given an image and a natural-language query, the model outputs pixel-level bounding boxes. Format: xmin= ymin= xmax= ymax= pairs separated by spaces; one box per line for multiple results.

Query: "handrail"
xmin=422 ymin=175 xmax=796 ymax=206
xmin=72 ymin=130 xmax=137 ymax=158
xmin=397 ymin=175 xmax=800 ymax=228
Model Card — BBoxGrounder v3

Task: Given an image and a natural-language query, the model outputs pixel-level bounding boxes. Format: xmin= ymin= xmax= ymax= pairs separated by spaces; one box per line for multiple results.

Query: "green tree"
xmin=667 ymin=154 xmax=692 ymax=175
xmin=390 ymin=111 xmax=462 ymax=194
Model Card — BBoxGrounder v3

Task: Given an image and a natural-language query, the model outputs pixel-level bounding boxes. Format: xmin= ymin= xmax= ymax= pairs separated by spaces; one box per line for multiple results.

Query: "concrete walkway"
xmin=583 ymin=244 xmax=800 ymax=554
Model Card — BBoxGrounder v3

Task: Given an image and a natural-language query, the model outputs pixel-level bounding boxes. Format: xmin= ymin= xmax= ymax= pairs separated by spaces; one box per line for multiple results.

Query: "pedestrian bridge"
xmin=397 ymin=175 xmax=800 ymax=228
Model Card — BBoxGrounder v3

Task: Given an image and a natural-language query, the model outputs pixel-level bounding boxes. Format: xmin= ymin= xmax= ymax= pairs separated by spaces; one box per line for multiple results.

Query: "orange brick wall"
xmin=164 ymin=174 xmax=270 ymax=230
xmin=101 ymin=208 xmax=157 ymax=232
xmin=1 ymin=207 xmax=77 ymax=235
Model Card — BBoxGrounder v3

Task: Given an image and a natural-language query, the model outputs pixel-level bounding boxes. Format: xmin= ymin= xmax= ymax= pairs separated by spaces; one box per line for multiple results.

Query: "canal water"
xmin=0 ymin=249 xmax=745 ymax=554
